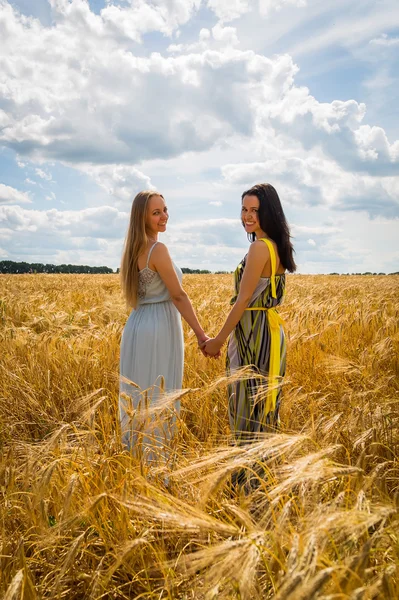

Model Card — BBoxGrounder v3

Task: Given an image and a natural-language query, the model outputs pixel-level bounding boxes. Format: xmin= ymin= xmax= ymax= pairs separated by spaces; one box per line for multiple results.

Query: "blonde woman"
xmin=119 ymin=190 xmax=208 ymax=461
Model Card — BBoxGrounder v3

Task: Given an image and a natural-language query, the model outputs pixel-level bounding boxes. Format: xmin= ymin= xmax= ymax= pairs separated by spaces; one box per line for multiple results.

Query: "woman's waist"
xmin=240 ymin=305 xmax=285 ymax=330
xmin=245 ymin=302 xmax=283 ymax=310
xmin=137 ymin=298 xmax=174 ymax=308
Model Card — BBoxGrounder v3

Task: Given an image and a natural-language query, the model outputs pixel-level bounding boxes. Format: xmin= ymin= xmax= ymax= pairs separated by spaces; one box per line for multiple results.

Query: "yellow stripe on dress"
xmin=245 ymin=238 xmax=283 ymax=420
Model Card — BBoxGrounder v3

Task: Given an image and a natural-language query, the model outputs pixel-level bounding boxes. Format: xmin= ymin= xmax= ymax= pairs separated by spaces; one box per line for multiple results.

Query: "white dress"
xmin=119 ymin=242 xmax=184 ymax=462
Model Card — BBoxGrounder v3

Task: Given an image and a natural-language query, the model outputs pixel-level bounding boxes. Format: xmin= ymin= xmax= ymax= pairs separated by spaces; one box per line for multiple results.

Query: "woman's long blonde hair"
xmin=120 ymin=190 xmax=163 ymax=309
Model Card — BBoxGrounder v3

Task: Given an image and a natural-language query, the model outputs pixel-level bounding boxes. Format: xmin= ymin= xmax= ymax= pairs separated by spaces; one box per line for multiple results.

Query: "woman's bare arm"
xmin=151 ymin=243 xmax=207 ymax=342
xmin=202 ymin=241 xmax=269 ymax=355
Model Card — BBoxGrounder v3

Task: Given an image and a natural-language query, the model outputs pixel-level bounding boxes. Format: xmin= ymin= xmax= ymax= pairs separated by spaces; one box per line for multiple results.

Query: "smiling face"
xmin=241 ymin=194 xmax=265 ymax=238
xmin=145 ymin=194 xmax=168 ymax=238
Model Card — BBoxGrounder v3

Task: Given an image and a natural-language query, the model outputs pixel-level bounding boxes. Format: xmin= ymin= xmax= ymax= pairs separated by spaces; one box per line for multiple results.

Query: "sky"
xmin=0 ymin=0 xmax=398 ymax=274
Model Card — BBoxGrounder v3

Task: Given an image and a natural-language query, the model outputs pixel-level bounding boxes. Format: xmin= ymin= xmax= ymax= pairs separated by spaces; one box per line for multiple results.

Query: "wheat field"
xmin=0 ymin=273 xmax=398 ymax=599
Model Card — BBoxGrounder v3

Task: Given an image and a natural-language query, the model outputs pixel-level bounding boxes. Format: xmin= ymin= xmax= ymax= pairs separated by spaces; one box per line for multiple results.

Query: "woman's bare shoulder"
xmin=248 ymin=239 xmax=270 ymax=257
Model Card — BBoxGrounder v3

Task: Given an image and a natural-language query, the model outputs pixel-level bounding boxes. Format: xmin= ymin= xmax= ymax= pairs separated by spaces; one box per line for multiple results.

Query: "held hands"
xmin=197 ymin=333 xmax=211 ymax=358
xmin=196 ymin=330 xmax=223 ymax=359
xmin=198 ymin=336 xmax=223 ymax=358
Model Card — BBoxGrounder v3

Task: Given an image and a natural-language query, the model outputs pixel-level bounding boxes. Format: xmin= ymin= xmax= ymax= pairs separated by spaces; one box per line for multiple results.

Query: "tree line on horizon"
xmin=0 ymin=260 xmax=114 ymax=274
xmin=0 ymin=261 xmax=397 ymax=276
xmin=0 ymin=260 xmax=216 ymax=275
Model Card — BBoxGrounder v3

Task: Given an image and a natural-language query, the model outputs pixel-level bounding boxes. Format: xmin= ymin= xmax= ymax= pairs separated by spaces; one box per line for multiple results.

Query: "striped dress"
xmin=226 ymin=238 xmax=286 ymax=441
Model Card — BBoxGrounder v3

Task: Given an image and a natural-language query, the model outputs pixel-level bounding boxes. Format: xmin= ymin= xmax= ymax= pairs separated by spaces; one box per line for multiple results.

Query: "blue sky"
xmin=0 ymin=0 xmax=398 ymax=273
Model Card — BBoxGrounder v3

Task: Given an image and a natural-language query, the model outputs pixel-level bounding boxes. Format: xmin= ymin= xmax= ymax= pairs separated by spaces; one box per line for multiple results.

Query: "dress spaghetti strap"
xmin=146 ymin=241 xmax=158 ymax=268
xmin=260 ymin=238 xmax=277 ymax=299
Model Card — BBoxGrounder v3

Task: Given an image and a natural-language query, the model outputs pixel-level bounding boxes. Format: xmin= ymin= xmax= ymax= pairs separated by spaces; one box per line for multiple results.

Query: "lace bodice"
xmin=138 ymin=267 xmax=157 ymax=300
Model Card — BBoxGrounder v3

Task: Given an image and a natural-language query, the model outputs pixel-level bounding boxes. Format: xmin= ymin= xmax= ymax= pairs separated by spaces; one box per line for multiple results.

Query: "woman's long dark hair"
xmin=242 ymin=183 xmax=297 ymax=273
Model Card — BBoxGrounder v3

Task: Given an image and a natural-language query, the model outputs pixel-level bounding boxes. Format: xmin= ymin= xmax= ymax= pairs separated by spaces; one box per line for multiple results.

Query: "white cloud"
xmin=290 ymin=224 xmax=342 ymax=239
xmin=0 ymin=204 xmax=127 ymax=238
xmin=79 ymin=164 xmax=154 ymax=208
xmin=0 ymin=203 xmax=397 ymax=274
xmin=35 ymin=168 xmax=52 ymax=181
xmin=1 ymin=1 xmax=398 ymax=184
xmin=100 ymin=0 xmax=201 ymax=42
xmin=370 ymin=33 xmax=399 ymax=47
xmin=1 ymin=4 xmax=247 ymax=162
xmin=288 ymin=5 xmax=399 ymax=56
xmin=167 ymin=23 xmax=239 ymax=52
xmin=259 ymin=0 xmax=306 ymax=18
xmin=363 ymin=68 xmax=395 ymax=91
xmin=211 ymin=22 xmax=240 ymax=45
xmin=203 ymin=0 xmax=307 ymax=23
xmin=0 ymin=184 xmax=32 ymax=205
xmin=0 ymin=109 xmax=11 ymax=129
xmin=221 ymin=151 xmax=399 ymax=218
xmin=199 ymin=28 xmax=211 ymax=41
xmin=0 ymin=206 xmax=243 ymax=270
xmin=0 ymin=0 xmax=398 ymax=273
xmin=306 ymin=213 xmax=399 ymax=274
xmin=258 ymin=89 xmax=399 ymax=175
xmin=206 ymin=0 xmax=251 ymax=23
xmin=354 ymin=125 xmax=399 ymax=162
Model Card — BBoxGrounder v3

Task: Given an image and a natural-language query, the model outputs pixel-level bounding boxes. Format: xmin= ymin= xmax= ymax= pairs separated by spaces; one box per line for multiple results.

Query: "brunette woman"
xmin=202 ymin=183 xmax=296 ymax=441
